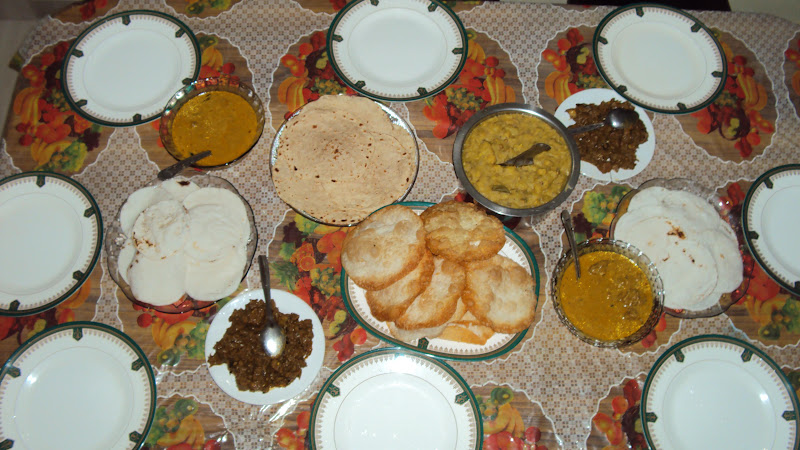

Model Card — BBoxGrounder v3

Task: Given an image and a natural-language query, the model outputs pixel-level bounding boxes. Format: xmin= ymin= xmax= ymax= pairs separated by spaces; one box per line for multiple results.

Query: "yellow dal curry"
xmin=171 ymin=91 xmax=259 ymax=167
xmin=462 ymin=112 xmax=571 ymax=209
xmin=558 ymin=251 xmax=653 ymax=342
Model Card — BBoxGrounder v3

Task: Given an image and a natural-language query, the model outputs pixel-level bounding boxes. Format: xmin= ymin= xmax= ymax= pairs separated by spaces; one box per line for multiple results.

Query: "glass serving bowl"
xmin=159 ymin=75 xmax=265 ymax=169
xmin=550 ymin=238 xmax=665 ymax=348
xmin=452 ymin=102 xmax=580 ymax=218
xmin=609 ymin=177 xmax=752 ymax=319
xmin=104 ymin=169 xmax=258 ymax=313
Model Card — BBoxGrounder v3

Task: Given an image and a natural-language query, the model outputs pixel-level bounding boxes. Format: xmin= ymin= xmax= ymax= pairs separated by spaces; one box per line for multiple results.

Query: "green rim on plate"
xmin=641 ymin=334 xmax=799 ymax=449
xmin=326 ymin=0 xmax=468 ymax=101
xmin=0 ymin=171 xmax=102 ymax=316
xmin=742 ymin=164 xmax=800 ymax=296
xmin=592 ymin=3 xmax=726 ymax=114
xmin=0 ymin=321 xmax=156 ymax=449
xmin=61 ymin=10 xmax=201 ymax=127
xmin=341 ymin=201 xmax=540 ymax=361
xmin=309 ymin=347 xmax=482 ymax=449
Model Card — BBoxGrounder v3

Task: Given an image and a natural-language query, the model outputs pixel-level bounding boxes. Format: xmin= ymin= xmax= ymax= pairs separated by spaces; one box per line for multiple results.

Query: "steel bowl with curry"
xmin=452 ymin=103 xmax=580 ymax=217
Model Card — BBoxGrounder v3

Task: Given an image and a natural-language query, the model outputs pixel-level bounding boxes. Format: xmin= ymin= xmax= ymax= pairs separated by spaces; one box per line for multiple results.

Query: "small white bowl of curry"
xmin=550 ymin=238 xmax=664 ymax=348
xmin=160 ymin=75 xmax=265 ymax=168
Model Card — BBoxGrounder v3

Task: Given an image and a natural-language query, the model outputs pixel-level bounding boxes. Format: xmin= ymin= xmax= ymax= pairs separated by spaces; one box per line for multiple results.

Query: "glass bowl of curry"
xmin=160 ymin=75 xmax=265 ymax=168
xmin=452 ymin=103 xmax=580 ymax=217
xmin=550 ymin=238 xmax=665 ymax=348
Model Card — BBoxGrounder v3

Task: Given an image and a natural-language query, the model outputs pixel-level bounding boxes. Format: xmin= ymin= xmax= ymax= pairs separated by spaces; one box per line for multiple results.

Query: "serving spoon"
xmin=498 ymin=108 xmax=640 ymax=167
xmin=560 ymin=209 xmax=581 ymax=280
xmin=258 ymin=255 xmax=286 ymax=357
xmin=157 ymin=150 xmax=212 ymax=181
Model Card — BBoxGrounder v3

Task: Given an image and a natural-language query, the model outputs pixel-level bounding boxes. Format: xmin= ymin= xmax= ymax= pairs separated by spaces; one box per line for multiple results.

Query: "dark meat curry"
xmin=208 ymin=299 xmax=313 ymax=392
xmin=567 ymin=99 xmax=648 ymax=174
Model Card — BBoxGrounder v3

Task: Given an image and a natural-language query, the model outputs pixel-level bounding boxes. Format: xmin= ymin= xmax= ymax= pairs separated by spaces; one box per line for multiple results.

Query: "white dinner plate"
xmin=309 ymin=347 xmax=481 ymax=449
xmin=742 ymin=164 xmax=800 ymax=296
xmin=641 ymin=335 xmax=799 ymax=449
xmin=204 ymin=289 xmax=325 ymax=405
xmin=62 ymin=10 xmax=200 ymax=126
xmin=554 ymin=88 xmax=655 ymax=181
xmin=0 ymin=172 xmax=102 ymax=316
xmin=326 ymin=0 xmax=467 ymax=101
xmin=0 ymin=321 xmax=156 ymax=449
xmin=593 ymin=4 xmax=726 ymax=114
xmin=341 ymin=201 xmax=539 ymax=360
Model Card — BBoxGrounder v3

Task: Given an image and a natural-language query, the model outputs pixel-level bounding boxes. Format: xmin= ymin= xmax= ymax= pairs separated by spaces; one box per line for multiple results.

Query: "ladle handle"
xmin=157 ymin=150 xmax=212 ymax=181
xmin=560 ymin=210 xmax=581 ymax=279
xmin=258 ymin=255 xmax=277 ymax=326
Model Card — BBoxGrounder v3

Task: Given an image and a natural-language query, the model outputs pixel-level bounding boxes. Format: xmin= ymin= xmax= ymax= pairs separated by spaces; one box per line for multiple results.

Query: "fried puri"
xmin=463 ymin=254 xmax=536 ymax=334
xmin=341 ymin=204 xmax=426 ymax=290
xmin=420 ymin=200 xmax=505 ymax=262
xmin=365 ymin=249 xmax=434 ymax=321
xmin=394 ymin=257 xmax=466 ymax=330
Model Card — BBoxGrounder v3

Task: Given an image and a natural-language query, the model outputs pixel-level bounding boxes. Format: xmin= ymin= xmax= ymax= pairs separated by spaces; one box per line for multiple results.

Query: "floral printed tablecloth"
xmin=2 ymin=0 xmax=800 ymax=448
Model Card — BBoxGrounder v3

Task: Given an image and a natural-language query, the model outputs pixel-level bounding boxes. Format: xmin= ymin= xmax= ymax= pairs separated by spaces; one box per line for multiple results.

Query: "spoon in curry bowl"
xmin=499 ymin=108 xmax=639 ymax=167
xmin=259 ymin=255 xmax=286 ymax=357
xmin=560 ymin=209 xmax=581 ymax=280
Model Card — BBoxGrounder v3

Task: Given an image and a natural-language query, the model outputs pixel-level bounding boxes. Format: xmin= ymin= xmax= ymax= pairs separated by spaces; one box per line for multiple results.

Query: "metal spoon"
xmin=560 ymin=209 xmax=581 ymax=280
xmin=157 ymin=150 xmax=212 ymax=181
xmin=568 ymin=108 xmax=640 ymax=135
xmin=258 ymin=255 xmax=285 ymax=357
xmin=498 ymin=143 xmax=551 ymax=167
xmin=499 ymin=109 xmax=639 ymax=167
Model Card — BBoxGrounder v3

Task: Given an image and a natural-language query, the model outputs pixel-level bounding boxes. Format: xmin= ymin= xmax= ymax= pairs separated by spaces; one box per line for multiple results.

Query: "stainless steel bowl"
xmin=452 ymin=103 xmax=580 ymax=217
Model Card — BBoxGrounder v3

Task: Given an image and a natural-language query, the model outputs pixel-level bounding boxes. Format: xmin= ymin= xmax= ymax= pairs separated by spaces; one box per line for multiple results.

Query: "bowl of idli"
xmin=270 ymin=94 xmax=419 ymax=226
xmin=452 ymin=103 xmax=580 ymax=218
xmin=160 ymin=75 xmax=265 ymax=169
xmin=610 ymin=178 xmax=750 ymax=318
xmin=550 ymin=238 xmax=665 ymax=348
xmin=105 ymin=170 xmax=258 ymax=313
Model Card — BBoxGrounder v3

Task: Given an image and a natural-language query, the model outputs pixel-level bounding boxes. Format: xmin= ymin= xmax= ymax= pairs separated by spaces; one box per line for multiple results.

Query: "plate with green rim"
xmin=326 ymin=0 xmax=467 ymax=101
xmin=593 ymin=3 xmax=726 ymax=114
xmin=0 ymin=321 xmax=156 ymax=449
xmin=309 ymin=347 xmax=482 ymax=449
xmin=742 ymin=164 xmax=800 ymax=296
xmin=641 ymin=334 xmax=799 ymax=449
xmin=341 ymin=201 xmax=540 ymax=361
xmin=61 ymin=10 xmax=200 ymax=126
xmin=0 ymin=172 xmax=102 ymax=316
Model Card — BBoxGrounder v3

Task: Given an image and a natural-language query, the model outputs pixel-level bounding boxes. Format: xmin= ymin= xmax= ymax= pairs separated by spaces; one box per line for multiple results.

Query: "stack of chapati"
xmin=116 ymin=178 xmax=252 ymax=306
xmin=613 ymin=186 xmax=743 ymax=311
xmin=271 ymin=95 xmax=417 ymax=225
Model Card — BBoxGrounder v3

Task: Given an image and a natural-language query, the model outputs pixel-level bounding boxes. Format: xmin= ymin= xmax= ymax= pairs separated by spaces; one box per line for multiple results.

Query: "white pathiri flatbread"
xmin=128 ymin=252 xmax=186 ymax=306
xmin=614 ymin=187 xmax=743 ymax=310
xmin=118 ymin=178 xmax=251 ymax=306
xmin=185 ymin=246 xmax=247 ymax=301
xmin=119 ymin=185 xmax=170 ymax=236
xmin=132 ymin=199 xmax=188 ymax=259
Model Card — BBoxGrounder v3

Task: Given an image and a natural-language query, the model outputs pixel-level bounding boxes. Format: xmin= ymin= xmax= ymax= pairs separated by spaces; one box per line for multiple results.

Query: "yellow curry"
xmin=462 ymin=112 xmax=571 ymax=209
xmin=170 ymin=91 xmax=259 ymax=167
xmin=558 ymin=251 xmax=653 ymax=341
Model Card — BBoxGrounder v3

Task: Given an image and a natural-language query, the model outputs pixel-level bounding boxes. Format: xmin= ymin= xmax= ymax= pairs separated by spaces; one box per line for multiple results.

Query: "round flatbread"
xmin=128 ymin=252 xmax=186 ymax=306
xmin=271 ymin=95 xmax=416 ymax=225
xmin=365 ymin=249 xmax=434 ymax=322
xmin=420 ymin=200 xmax=505 ymax=262
xmin=131 ymin=199 xmax=188 ymax=259
xmin=462 ymin=254 xmax=536 ymax=334
xmin=341 ymin=204 xmax=426 ymax=290
xmin=394 ymin=257 xmax=465 ymax=330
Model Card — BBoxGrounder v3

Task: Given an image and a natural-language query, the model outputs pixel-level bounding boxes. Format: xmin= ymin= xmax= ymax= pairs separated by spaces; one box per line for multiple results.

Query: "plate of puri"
xmin=610 ymin=178 xmax=749 ymax=318
xmin=341 ymin=201 xmax=540 ymax=360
